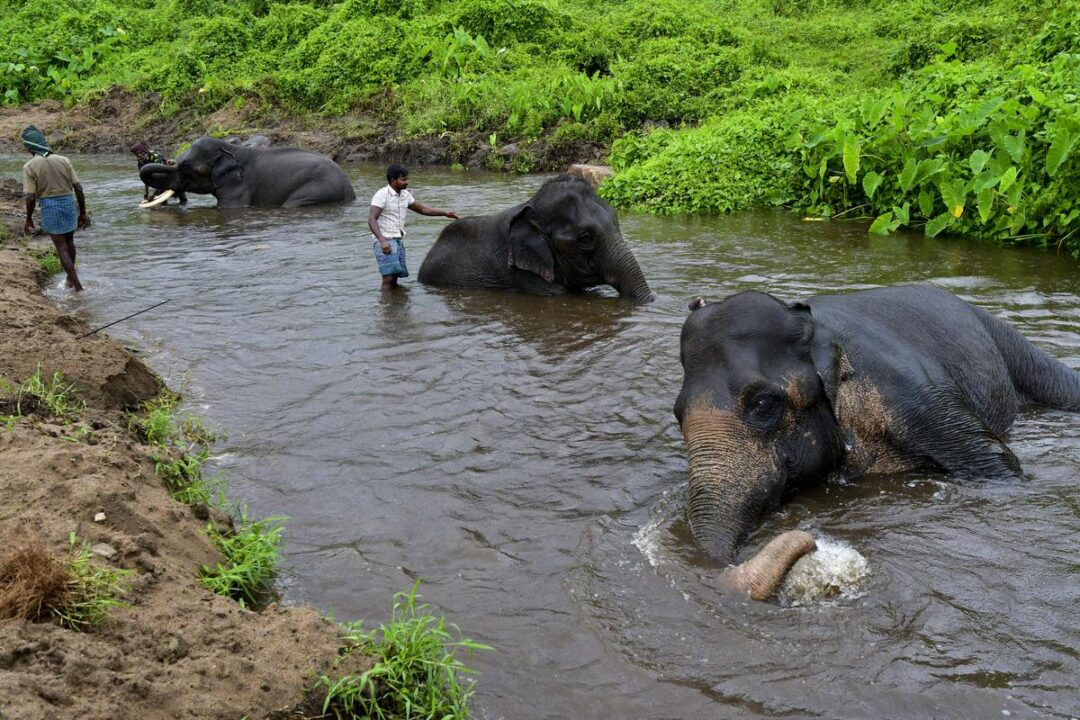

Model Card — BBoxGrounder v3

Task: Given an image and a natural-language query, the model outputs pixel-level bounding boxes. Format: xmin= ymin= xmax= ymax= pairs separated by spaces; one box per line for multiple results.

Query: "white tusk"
xmin=138 ymin=189 xmax=175 ymax=208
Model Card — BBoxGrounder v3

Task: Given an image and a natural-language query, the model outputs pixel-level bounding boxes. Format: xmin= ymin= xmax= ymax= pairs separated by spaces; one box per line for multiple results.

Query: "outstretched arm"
xmin=409 ymin=201 xmax=459 ymax=220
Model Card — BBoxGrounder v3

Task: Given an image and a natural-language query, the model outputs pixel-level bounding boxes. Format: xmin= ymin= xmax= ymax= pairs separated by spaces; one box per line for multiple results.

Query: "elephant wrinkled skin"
xmin=139 ymin=136 xmax=355 ymax=208
xmin=674 ymin=284 xmax=1080 ymax=600
xmin=418 ymin=175 xmax=653 ymax=301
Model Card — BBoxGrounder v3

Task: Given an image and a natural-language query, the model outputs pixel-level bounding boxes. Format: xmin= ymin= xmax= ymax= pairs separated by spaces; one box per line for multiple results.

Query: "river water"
xmin=8 ymin=154 xmax=1080 ymax=719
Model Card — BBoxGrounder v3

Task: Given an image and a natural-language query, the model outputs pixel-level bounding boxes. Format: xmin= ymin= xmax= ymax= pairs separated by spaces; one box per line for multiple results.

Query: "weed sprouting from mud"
xmin=0 ymin=535 xmax=132 ymax=630
xmin=318 ymin=580 xmax=490 ymax=720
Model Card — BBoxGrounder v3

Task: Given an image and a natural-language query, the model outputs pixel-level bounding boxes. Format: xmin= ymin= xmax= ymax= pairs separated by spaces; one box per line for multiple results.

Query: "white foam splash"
xmin=777 ymin=537 xmax=870 ymax=607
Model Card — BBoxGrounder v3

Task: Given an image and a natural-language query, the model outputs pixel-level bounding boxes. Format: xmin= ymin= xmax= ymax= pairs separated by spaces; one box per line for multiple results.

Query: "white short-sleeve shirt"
xmin=370 ymin=185 xmax=415 ymax=238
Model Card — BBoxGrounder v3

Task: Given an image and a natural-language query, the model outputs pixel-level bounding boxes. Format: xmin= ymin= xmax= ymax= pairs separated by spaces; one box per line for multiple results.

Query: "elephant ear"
xmin=792 ymin=301 xmax=841 ymax=413
xmin=507 ymin=205 xmax=555 ymax=283
xmin=210 ymin=146 xmax=244 ymax=190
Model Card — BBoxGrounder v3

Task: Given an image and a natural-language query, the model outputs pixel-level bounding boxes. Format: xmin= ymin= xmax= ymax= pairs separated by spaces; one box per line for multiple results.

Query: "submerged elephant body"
xmin=139 ymin=136 xmax=355 ymax=208
xmin=418 ymin=175 xmax=652 ymax=301
xmin=675 ymin=284 xmax=1080 ymax=598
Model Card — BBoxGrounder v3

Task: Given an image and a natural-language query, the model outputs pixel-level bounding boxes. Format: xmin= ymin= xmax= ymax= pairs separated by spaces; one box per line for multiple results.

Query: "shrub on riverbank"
xmin=1 ymin=0 xmax=1075 ymax=250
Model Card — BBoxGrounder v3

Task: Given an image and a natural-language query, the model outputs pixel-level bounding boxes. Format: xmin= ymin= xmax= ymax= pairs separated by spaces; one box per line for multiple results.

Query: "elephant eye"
xmin=577 ymin=232 xmax=596 ymax=251
xmin=745 ymin=391 xmax=785 ymax=430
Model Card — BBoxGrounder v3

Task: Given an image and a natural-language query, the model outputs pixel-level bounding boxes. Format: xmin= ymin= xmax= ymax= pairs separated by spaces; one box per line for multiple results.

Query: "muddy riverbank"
xmin=0 ymin=169 xmax=355 ymax=719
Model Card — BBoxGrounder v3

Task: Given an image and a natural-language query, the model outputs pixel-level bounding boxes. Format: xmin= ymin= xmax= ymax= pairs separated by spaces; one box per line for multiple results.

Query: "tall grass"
xmin=0 ymin=366 xmax=84 ymax=418
xmin=319 ymin=581 xmax=490 ymax=720
xmin=199 ymin=510 xmax=286 ymax=609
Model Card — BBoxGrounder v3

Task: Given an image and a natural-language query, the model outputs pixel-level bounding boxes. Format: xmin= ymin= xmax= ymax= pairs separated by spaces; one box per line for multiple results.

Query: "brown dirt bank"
xmin=0 ymin=87 xmax=604 ymax=170
xmin=0 ymin=185 xmax=359 ymax=716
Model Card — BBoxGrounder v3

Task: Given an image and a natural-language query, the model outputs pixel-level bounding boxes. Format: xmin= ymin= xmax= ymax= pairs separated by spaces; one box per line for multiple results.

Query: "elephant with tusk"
xmin=139 ymin=136 xmax=355 ymax=208
xmin=675 ymin=284 xmax=1080 ymax=600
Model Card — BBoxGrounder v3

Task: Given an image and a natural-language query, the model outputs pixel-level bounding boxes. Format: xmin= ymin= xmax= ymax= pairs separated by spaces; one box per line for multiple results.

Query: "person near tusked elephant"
xmin=138 ymin=136 xmax=355 ymax=208
xmin=367 ymin=164 xmax=459 ymax=291
xmin=131 ymin=141 xmax=186 ymax=205
xmin=417 ymin=174 xmax=653 ymax=302
xmin=673 ymin=284 xmax=1080 ymax=601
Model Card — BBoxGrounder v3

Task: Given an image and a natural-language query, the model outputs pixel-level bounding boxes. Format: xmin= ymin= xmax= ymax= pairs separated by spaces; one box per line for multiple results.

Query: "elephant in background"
xmin=418 ymin=175 xmax=653 ymax=301
xmin=674 ymin=284 xmax=1080 ymax=600
xmin=139 ymin=136 xmax=355 ymax=208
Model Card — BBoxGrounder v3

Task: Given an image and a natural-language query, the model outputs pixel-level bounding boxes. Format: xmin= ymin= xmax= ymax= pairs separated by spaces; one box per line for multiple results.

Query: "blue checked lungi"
xmin=373 ymin=237 xmax=408 ymax=278
xmin=39 ymin=194 xmax=78 ymax=234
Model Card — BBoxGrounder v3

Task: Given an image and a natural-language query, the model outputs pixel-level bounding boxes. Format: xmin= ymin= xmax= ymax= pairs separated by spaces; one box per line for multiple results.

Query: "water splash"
xmin=778 ymin=536 xmax=870 ymax=607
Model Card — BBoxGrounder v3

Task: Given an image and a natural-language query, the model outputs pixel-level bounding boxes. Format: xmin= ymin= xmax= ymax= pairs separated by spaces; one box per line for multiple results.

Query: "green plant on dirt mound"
xmin=318 ymin=581 xmax=490 ymax=720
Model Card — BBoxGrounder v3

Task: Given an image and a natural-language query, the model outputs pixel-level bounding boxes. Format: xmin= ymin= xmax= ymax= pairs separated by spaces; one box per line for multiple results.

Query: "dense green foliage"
xmin=1 ymin=0 xmax=1077 ymax=249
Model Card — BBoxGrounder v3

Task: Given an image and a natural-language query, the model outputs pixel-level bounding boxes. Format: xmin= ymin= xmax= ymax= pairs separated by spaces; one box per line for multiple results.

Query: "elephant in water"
xmin=674 ymin=284 xmax=1080 ymax=600
xmin=139 ymin=136 xmax=355 ymax=208
xmin=418 ymin=175 xmax=653 ymax=301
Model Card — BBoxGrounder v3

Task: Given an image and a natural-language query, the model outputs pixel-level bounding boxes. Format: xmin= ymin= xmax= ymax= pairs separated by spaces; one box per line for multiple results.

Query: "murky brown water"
xmin=10 ymin=155 xmax=1080 ymax=719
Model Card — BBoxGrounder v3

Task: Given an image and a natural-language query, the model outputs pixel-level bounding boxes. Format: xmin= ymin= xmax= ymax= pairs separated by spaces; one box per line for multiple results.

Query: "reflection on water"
xmin=4 ymin=153 xmax=1079 ymax=719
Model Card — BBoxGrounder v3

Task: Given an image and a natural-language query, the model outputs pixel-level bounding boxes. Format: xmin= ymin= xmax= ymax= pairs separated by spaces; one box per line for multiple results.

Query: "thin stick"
xmin=78 ymin=299 xmax=171 ymax=339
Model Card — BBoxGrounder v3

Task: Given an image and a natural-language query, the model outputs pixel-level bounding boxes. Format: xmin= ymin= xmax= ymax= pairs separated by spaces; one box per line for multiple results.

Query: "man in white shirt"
xmin=368 ymin=164 xmax=459 ymax=290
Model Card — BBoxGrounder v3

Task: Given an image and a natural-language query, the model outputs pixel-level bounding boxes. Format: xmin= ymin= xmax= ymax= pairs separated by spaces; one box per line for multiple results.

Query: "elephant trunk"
xmin=684 ymin=404 xmax=809 ymax=599
xmin=600 ymin=238 xmax=653 ymax=302
xmin=139 ymin=162 xmax=178 ymax=191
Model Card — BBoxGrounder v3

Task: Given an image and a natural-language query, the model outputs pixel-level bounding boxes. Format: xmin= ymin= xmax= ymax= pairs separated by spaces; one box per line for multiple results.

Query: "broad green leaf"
xmin=940 ymin=181 xmax=966 ymax=219
xmin=972 ymin=97 xmax=1003 ymax=125
xmin=843 ymin=135 xmax=860 ymax=184
xmin=862 ymin=171 xmax=884 ymax=199
xmin=968 ymin=149 xmax=990 ymax=174
xmin=913 ymin=158 xmax=946 ymax=187
xmin=998 ymin=166 xmax=1018 ymax=193
xmin=862 ymin=97 xmax=889 ymax=127
xmin=1003 ymin=131 xmax=1026 ymax=164
xmin=977 ymin=187 xmax=994 ymax=224
xmin=1046 ymin=126 xmax=1078 ymax=177
xmin=1009 ymin=211 xmax=1027 ymax=234
xmin=918 ymin=187 xmax=935 ymax=217
xmin=899 ymin=156 xmax=918 ymax=192
xmin=973 ymin=170 xmax=1001 ymax=193
xmin=892 ymin=203 xmax=910 ymax=225
xmin=919 ymin=134 xmax=948 ymax=148
xmin=1027 ymin=86 xmax=1048 ymax=105
xmin=868 ymin=212 xmax=894 ymax=235
xmin=805 ymin=128 xmax=830 ymax=148
xmin=925 ymin=212 xmax=954 ymax=238
xmin=1006 ymin=179 xmax=1023 ymax=208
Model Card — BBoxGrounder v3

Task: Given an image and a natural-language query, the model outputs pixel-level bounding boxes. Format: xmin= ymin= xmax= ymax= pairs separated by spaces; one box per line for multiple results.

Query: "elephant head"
xmin=674 ymin=292 xmax=846 ymax=598
xmin=139 ymin=137 xmax=235 ymax=203
xmin=418 ymin=175 xmax=653 ymax=301
xmin=506 ymin=176 xmax=653 ymax=301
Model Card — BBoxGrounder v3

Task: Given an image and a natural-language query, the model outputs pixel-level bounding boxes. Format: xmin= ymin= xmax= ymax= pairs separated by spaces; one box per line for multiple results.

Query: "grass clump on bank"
xmin=200 ymin=510 xmax=286 ymax=609
xmin=0 ymin=366 xmax=84 ymax=419
xmin=0 ymin=534 xmax=132 ymax=631
xmin=129 ymin=388 xmax=285 ymax=608
xmin=318 ymin=581 xmax=489 ymax=720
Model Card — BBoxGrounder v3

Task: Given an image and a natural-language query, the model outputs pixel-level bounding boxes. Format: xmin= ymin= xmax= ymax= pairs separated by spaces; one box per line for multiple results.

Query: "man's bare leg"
xmin=381 ymin=275 xmax=399 ymax=291
xmin=51 ymin=233 xmax=82 ymax=291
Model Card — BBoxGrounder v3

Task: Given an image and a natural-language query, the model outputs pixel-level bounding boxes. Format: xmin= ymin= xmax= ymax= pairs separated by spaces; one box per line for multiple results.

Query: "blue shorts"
xmin=40 ymin=194 xmax=78 ymax=235
xmin=373 ymin=237 xmax=408 ymax=278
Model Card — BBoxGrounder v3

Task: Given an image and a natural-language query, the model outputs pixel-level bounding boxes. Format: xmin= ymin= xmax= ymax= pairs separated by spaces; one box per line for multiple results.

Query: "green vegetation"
xmin=318 ymin=581 xmax=489 ymax=720
xmin=1 ymin=0 xmax=1075 ymax=250
xmin=0 ymin=365 xmax=85 ymax=418
xmin=199 ymin=510 xmax=286 ymax=608
xmin=52 ymin=532 xmax=134 ymax=630
xmin=129 ymin=388 xmax=282 ymax=607
xmin=1 ymin=536 xmax=130 ymax=629
xmin=130 ymin=389 xmax=221 ymax=505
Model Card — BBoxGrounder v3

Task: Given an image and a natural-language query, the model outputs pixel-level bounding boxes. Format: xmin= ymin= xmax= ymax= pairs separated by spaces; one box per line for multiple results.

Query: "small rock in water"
xmin=778 ymin=537 xmax=870 ymax=606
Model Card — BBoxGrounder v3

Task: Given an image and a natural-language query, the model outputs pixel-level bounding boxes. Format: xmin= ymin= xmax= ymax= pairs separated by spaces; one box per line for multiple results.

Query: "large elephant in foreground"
xmin=675 ymin=284 xmax=1080 ymax=600
xmin=418 ymin=175 xmax=653 ymax=301
xmin=139 ymin=136 xmax=355 ymax=208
